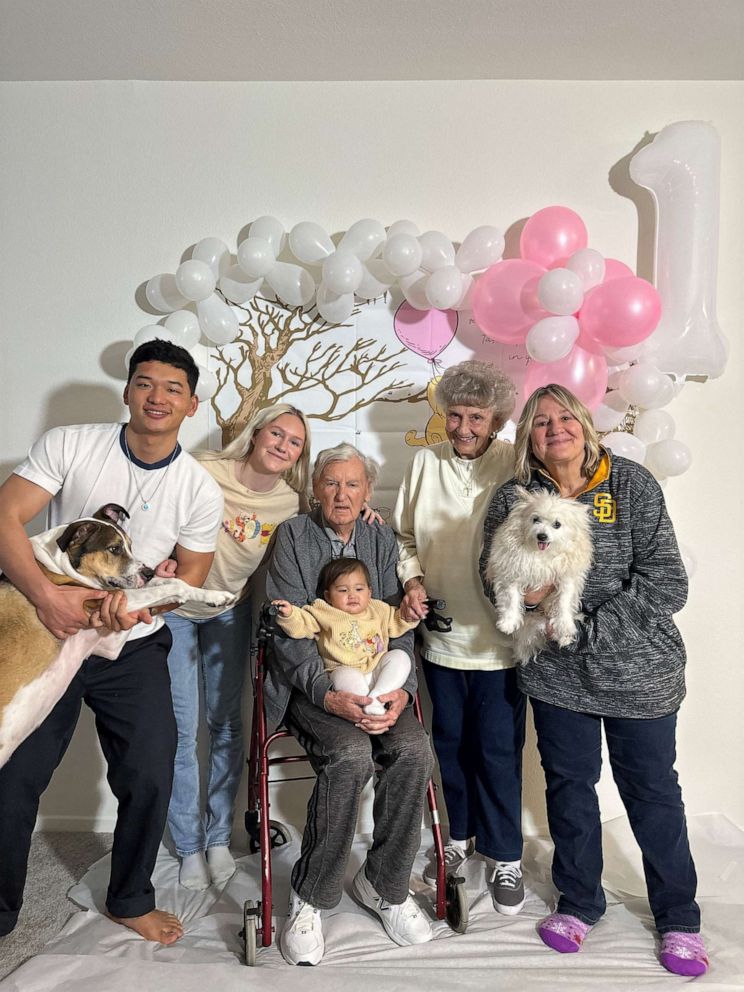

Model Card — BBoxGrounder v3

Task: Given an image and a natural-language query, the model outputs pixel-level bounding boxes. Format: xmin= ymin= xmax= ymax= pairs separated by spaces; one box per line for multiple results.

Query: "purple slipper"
xmin=538 ymin=913 xmax=592 ymax=953
xmin=660 ymin=931 xmax=709 ymax=977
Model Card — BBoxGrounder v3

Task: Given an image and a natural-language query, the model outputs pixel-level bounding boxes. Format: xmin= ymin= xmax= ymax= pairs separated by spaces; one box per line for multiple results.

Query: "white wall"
xmin=1 ymin=80 xmax=742 ymax=837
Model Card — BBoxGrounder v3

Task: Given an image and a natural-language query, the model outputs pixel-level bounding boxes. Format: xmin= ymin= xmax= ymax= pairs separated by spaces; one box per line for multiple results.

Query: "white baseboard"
xmin=35 ymin=813 xmax=117 ymax=832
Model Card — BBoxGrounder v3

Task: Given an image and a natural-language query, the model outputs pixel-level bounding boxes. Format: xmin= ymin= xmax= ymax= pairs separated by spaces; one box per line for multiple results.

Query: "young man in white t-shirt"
xmin=0 ymin=340 xmax=223 ymax=945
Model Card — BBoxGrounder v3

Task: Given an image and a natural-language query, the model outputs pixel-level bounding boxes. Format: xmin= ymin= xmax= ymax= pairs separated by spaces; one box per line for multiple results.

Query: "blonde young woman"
xmin=166 ymin=404 xmax=311 ymax=891
xmin=393 ymin=360 xmax=526 ymax=916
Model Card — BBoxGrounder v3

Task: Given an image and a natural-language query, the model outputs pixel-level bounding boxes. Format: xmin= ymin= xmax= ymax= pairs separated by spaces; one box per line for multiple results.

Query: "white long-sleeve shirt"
xmin=393 ymin=440 xmax=516 ymax=670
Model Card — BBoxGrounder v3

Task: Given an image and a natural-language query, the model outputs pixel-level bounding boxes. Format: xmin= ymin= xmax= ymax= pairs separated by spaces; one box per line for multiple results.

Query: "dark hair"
xmin=127 ymin=339 xmax=199 ymax=395
xmin=318 ymin=557 xmax=372 ymax=594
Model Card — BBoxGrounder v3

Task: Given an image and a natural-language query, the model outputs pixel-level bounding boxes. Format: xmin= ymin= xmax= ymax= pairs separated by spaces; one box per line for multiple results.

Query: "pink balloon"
xmin=579 ymin=276 xmax=662 ymax=348
xmin=393 ymin=301 xmax=458 ymax=359
xmin=603 ymin=258 xmax=635 ymax=281
xmin=520 ymin=206 xmax=588 ymax=269
xmin=524 ymin=344 xmax=608 ymax=411
xmin=472 ymin=259 xmax=547 ymax=344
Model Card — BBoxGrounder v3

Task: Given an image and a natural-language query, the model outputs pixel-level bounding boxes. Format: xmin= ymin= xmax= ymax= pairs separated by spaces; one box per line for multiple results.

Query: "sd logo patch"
xmin=593 ymin=493 xmax=617 ymax=524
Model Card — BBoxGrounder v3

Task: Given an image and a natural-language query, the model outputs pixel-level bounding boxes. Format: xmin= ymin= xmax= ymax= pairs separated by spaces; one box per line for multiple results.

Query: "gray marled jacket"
xmin=479 ymin=453 xmax=688 ymax=719
xmin=265 ymin=508 xmax=416 ymax=729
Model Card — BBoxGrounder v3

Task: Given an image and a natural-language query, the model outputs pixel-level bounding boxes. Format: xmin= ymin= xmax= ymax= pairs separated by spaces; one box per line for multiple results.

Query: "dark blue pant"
xmin=0 ymin=626 xmax=176 ymax=935
xmin=531 ymin=698 xmax=700 ymax=933
xmin=423 ymin=662 xmax=526 ymax=862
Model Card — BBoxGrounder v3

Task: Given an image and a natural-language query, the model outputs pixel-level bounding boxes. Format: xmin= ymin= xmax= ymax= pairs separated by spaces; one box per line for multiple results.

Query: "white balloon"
xmin=399 ymin=269 xmax=431 ymax=310
xmin=145 ymin=273 xmax=188 ymax=313
xmin=643 ymin=373 xmax=676 ymax=409
xmin=419 ymin=231 xmax=455 ymax=272
xmin=316 ymin=282 xmax=355 ymax=323
xmin=646 ymin=438 xmax=692 ymax=477
xmin=386 ymin=219 xmax=420 ymax=238
xmin=266 ymin=261 xmax=316 ymax=307
xmin=237 ymin=237 xmax=276 ymax=279
xmin=175 ymin=260 xmax=217 ymax=302
xmin=288 ymin=222 xmax=335 ymax=265
xmin=678 ymin=543 xmax=697 ymax=579
xmin=425 ymin=265 xmax=464 ymax=310
xmin=604 ymin=342 xmax=644 ymax=365
xmin=619 ymin=363 xmax=669 ymax=407
xmin=163 ymin=310 xmax=201 ymax=350
xmin=630 ymin=121 xmax=727 ymax=379
xmin=196 ymin=294 xmax=240 ymax=345
xmin=455 ymin=225 xmax=505 ymax=274
xmin=219 ymin=264 xmax=263 ymax=305
xmin=526 ymin=315 xmax=580 ymax=363
xmin=593 ymin=390 xmax=630 ymax=432
xmin=133 ymin=323 xmax=170 ymax=347
xmin=453 ymin=273 xmax=475 ymax=311
xmin=195 ymin=364 xmax=218 ymax=402
xmin=383 ymin=234 xmax=423 ymax=278
xmin=248 ymin=215 xmax=285 ymax=255
xmin=338 ymin=219 xmax=386 ymax=261
xmin=124 ymin=346 xmax=135 ymax=373
xmin=603 ymin=431 xmax=647 ymax=463
xmin=634 ymin=409 xmax=676 ymax=444
xmin=566 ymin=248 xmax=605 ymax=290
xmin=192 ymin=237 xmax=230 ymax=277
xmin=537 ymin=268 xmax=584 ymax=316
xmin=321 ymin=250 xmax=363 ymax=295
xmin=356 ymin=259 xmax=395 ymax=300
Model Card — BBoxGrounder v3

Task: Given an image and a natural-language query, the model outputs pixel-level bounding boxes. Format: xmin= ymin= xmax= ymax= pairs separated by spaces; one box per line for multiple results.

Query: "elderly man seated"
xmin=266 ymin=442 xmax=435 ymax=966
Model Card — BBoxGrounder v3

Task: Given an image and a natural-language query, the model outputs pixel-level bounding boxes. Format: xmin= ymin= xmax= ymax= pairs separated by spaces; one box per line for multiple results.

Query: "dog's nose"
xmin=536 ymin=532 xmax=549 ymax=542
xmin=140 ymin=566 xmax=155 ymax=582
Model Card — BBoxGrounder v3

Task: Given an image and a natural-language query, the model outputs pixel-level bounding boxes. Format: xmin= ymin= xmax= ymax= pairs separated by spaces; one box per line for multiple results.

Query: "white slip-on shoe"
xmin=352 ymin=865 xmax=433 ymax=946
xmin=279 ymin=889 xmax=325 ymax=966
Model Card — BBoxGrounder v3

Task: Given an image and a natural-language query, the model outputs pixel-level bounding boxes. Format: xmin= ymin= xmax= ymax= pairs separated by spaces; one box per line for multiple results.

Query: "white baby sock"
xmin=179 ymin=851 xmax=210 ymax=890
xmin=207 ymin=845 xmax=236 ymax=884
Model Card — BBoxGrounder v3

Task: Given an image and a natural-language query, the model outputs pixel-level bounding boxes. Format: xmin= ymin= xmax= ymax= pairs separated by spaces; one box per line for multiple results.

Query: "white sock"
xmin=180 ymin=851 xmax=210 ymax=890
xmin=207 ymin=845 xmax=236 ymax=883
xmin=448 ymin=837 xmax=470 ymax=853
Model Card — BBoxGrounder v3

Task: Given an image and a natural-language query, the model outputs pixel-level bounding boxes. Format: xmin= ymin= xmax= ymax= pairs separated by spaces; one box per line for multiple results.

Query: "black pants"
xmin=0 ymin=626 xmax=177 ymax=935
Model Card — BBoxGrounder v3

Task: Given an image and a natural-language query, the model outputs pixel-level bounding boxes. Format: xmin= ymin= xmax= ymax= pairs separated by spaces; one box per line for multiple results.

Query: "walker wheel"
xmin=248 ymin=819 xmax=291 ymax=854
xmin=445 ymin=875 xmax=469 ymax=934
xmin=242 ymin=899 xmax=258 ymax=966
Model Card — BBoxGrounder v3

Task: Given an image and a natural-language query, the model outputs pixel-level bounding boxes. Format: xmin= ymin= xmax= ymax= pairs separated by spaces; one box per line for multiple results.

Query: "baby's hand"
xmin=271 ymin=599 xmax=292 ymax=618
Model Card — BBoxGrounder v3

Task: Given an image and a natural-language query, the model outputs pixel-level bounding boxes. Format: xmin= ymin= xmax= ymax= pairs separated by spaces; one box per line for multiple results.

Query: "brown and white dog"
xmin=0 ymin=503 xmax=236 ymax=768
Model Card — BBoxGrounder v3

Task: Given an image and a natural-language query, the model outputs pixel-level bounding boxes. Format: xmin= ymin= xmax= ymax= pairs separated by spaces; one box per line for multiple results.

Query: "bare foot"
xmin=107 ymin=908 xmax=184 ymax=944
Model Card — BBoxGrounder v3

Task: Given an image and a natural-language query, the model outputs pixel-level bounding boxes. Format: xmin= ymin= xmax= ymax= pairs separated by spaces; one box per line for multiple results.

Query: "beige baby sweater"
xmin=277 ymin=599 xmax=417 ymax=674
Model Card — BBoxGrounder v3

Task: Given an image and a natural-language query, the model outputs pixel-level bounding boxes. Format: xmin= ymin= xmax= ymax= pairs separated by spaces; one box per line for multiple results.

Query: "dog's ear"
xmin=514 ymin=485 xmax=533 ymax=504
xmin=57 ymin=520 xmax=100 ymax=555
xmin=93 ymin=504 xmax=130 ymax=525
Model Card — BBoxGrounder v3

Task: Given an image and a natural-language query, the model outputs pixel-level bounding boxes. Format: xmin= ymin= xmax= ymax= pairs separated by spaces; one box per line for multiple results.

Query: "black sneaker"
xmin=490 ymin=862 xmax=525 ymax=915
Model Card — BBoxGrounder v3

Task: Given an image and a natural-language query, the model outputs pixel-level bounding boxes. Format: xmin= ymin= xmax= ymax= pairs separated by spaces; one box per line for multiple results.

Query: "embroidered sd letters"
xmin=593 ymin=493 xmax=617 ymax=524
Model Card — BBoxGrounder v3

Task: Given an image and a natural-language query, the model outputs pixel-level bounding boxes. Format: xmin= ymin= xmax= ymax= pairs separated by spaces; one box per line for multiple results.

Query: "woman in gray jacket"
xmin=480 ymin=384 xmax=708 ymax=978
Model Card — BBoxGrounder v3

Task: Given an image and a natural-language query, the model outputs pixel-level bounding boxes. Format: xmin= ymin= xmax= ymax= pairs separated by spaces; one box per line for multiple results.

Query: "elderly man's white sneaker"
xmin=352 ymin=866 xmax=433 ymax=946
xmin=280 ymin=889 xmax=324 ymax=966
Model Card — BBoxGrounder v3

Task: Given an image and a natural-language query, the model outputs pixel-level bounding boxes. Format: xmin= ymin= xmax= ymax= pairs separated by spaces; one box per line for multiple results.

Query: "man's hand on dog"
xmin=97 ymin=590 xmax=154 ymax=632
xmin=36 ymin=585 xmax=109 ymax=639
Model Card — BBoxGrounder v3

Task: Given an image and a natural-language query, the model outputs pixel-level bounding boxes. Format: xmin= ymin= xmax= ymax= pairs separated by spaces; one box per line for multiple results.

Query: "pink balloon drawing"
xmin=393 ymin=302 xmax=458 ymax=359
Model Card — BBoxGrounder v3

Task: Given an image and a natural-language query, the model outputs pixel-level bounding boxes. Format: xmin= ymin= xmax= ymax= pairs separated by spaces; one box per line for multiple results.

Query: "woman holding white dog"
xmin=393 ymin=360 xmax=528 ymax=915
xmin=480 ymin=384 xmax=707 ymax=977
xmin=165 ymin=404 xmax=311 ymax=890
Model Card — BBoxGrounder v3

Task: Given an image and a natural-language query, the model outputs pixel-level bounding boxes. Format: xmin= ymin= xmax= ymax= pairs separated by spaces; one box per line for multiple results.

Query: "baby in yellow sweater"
xmin=273 ymin=558 xmax=416 ymax=716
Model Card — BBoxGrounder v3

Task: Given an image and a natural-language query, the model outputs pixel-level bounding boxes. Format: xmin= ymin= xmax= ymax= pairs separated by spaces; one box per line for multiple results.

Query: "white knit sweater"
xmin=393 ymin=440 xmax=516 ymax=670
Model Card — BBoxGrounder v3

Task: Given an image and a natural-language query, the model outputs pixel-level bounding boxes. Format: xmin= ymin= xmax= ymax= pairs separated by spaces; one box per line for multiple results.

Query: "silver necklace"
xmin=123 ymin=433 xmax=178 ymax=511
xmin=451 ymin=450 xmax=482 ymax=497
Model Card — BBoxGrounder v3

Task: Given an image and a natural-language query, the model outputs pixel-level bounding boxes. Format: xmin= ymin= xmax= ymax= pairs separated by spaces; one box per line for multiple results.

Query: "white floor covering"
xmin=1 ymin=813 xmax=742 ymax=991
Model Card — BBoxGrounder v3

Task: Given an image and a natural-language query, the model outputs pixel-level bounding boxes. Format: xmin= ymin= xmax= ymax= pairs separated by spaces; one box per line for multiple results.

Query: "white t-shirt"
xmin=14 ymin=423 xmax=224 ymax=639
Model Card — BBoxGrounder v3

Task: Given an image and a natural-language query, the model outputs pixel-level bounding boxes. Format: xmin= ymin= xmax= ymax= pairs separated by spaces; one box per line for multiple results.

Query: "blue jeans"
xmin=166 ymin=600 xmax=251 ymax=857
xmin=423 ymin=662 xmax=526 ymax=862
xmin=531 ymin=698 xmax=700 ymax=933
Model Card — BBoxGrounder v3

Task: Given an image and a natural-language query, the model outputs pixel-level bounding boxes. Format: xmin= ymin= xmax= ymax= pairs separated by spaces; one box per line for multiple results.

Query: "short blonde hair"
xmin=201 ymin=404 xmax=311 ymax=495
xmin=435 ymin=360 xmax=515 ymax=428
xmin=312 ymin=443 xmax=380 ymax=488
xmin=514 ymin=384 xmax=602 ymax=484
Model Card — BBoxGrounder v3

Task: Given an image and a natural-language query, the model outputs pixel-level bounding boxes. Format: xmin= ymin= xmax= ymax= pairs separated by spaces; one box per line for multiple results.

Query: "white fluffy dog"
xmin=485 ymin=488 xmax=593 ymax=663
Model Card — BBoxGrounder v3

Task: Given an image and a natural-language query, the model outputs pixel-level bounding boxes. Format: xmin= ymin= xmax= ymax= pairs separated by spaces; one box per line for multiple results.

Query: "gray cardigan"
xmin=265 ymin=507 xmax=417 ymax=729
xmin=479 ymin=453 xmax=689 ymax=719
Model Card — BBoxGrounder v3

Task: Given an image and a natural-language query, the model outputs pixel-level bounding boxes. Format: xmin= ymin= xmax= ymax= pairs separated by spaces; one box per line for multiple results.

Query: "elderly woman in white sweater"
xmin=393 ymin=360 xmax=525 ymax=915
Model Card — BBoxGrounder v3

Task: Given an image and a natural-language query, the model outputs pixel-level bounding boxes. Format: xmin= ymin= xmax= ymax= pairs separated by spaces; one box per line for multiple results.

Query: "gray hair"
xmin=514 ymin=384 xmax=602 ymax=485
xmin=312 ymin=443 xmax=380 ymax=487
xmin=435 ymin=360 xmax=516 ymax=427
